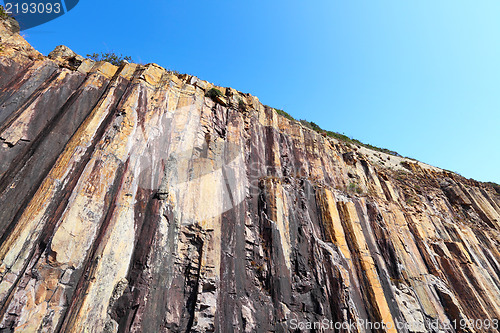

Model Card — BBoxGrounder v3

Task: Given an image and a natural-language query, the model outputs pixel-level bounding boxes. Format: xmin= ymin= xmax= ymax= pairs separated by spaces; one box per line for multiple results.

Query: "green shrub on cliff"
xmin=86 ymin=52 xmax=132 ymax=66
xmin=0 ymin=5 xmax=10 ymax=19
xmin=309 ymin=121 xmax=322 ymax=132
xmin=205 ymin=88 xmax=223 ymax=101
xmin=296 ymin=119 xmax=401 ymax=157
xmin=298 ymin=119 xmax=311 ymax=129
xmin=486 ymin=182 xmax=500 ymax=195
xmin=348 ymin=182 xmax=363 ymax=194
xmin=238 ymin=99 xmax=246 ymax=110
xmin=275 ymin=108 xmax=295 ymax=121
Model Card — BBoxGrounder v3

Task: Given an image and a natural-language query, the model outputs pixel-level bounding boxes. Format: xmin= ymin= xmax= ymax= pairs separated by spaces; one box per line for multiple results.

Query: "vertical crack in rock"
xmin=0 ymin=63 xmax=134 ymax=331
xmin=0 ymin=66 xmax=113 ymax=232
xmin=58 ymin=158 xmax=130 ymax=333
xmin=111 ymin=190 xmax=160 ymax=332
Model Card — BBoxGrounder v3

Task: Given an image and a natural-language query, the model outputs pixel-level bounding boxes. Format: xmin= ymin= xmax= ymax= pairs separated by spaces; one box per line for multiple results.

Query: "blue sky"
xmin=6 ymin=0 xmax=500 ymax=183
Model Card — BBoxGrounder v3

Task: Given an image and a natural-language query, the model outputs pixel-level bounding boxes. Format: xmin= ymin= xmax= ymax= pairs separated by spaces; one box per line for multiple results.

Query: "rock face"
xmin=1 ymin=18 xmax=500 ymax=333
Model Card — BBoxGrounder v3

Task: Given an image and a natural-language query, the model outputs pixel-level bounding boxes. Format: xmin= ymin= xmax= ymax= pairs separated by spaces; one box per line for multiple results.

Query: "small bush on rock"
xmin=0 ymin=5 xmax=10 ymax=19
xmin=205 ymin=88 xmax=223 ymax=101
xmin=86 ymin=52 xmax=132 ymax=66
xmin=238 ymin=99 xmax=246 ymax=110
xmin=275 ymin=108 xmax=294 ymax=121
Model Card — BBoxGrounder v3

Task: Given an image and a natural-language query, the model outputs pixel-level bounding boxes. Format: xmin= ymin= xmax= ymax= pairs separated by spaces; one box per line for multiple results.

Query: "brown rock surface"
xmin=0 ymin=17 xmax=499 ymax=332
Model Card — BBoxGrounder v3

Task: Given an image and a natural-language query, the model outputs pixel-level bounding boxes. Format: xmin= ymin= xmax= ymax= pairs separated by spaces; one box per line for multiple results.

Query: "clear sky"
xmin=6 ymin=0 xmax=500 ymax=183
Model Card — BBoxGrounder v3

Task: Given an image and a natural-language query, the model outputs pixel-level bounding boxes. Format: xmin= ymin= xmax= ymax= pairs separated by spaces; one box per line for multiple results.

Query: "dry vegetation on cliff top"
xmin=1 ymin=12 xmax=494 ymax=188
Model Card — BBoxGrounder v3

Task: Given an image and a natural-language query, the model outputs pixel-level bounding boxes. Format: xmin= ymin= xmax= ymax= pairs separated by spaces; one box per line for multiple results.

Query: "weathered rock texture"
xmin=1 ymin=17 xmax=500 ymax=333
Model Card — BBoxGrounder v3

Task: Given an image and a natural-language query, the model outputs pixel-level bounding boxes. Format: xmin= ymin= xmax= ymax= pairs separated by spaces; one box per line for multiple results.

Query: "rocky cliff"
xmin=0 ymin=17 xmax=499 ymax=333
